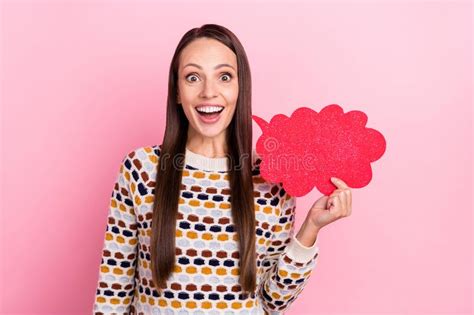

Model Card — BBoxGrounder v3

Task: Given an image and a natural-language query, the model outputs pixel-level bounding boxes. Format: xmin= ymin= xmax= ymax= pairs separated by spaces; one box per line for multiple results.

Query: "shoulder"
xmin=120 ymin=144 xmax=162 ymax=171
xmin=129 ymin=143 xmax=162 ymax=157
xmin=131 ymin=143 xmax=162 ymax=158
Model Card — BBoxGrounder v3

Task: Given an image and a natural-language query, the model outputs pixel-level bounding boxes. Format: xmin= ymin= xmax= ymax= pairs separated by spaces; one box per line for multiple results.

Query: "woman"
xmin=93 ymin=24 xmax=352 ymax=315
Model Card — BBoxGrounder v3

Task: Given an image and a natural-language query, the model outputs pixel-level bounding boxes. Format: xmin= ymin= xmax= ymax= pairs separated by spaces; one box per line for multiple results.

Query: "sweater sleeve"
xmin=258 ymin=188 xmax=320 ymax=314
xmin=93 ymin=153 xmax=139 ymax=314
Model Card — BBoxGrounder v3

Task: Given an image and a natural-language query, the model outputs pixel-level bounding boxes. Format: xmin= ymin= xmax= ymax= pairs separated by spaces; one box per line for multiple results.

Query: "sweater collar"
xmin=185 ymin=147 xmax=230 ymax=172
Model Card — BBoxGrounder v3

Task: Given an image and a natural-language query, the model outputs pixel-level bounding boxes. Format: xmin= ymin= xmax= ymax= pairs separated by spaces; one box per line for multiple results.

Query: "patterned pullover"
xmin=93 ymin=144 xmax=320 ymax=314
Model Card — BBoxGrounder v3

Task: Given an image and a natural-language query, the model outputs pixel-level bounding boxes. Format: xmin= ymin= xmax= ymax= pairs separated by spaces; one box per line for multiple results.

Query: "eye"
xmin=185 ymin=72 xmax=234 ymax=83
xmin=185 ymin=73 xmax=199 ymax=83
xmin=221 ymin=72 xmax=233 ymax=82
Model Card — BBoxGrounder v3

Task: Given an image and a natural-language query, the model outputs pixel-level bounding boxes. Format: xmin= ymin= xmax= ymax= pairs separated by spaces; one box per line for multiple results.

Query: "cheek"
xmin=223 ymin=89 xmax=238 ymax=117
xmin=180 ymin=102 xmax=195 ymax=120
xmin=223 ymin=86 xmax=239 ymax=104
xmin=225 ymin=104 xmax=237 ymax=120
xmin=179 ymin=86 xmax=190 ymax=103
xmin=181 ymin=104 xmax=196 ymax=122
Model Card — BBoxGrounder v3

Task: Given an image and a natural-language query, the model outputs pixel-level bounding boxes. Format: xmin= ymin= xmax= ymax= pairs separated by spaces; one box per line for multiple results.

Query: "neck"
xmin=186 ymin=128 xmax=228 ymax=158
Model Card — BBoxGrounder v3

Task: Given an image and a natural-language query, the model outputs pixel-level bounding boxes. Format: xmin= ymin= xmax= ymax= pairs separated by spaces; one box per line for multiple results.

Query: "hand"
xmin=307 ymin=177 xmax=353 ymax=230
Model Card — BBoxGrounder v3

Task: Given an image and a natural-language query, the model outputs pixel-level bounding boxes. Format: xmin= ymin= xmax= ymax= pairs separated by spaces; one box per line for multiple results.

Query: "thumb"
xmin=311 ymin=195 xmax=329 ymax=210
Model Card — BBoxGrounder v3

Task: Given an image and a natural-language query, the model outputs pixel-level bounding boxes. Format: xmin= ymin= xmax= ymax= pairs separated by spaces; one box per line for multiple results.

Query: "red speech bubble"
xmin=252 ymin=104 xmax=386 ymax=196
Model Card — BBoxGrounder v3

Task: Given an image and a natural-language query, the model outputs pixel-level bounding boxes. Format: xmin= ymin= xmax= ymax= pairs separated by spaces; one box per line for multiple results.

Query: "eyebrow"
xmin=183 ymin=63 xmax=236 ymax=71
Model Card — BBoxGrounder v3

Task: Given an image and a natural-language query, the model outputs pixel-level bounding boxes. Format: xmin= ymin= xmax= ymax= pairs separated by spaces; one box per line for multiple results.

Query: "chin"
xmin=195 ymin=126 xmax=226 ymax=138
xmin=191 ymin=114 xmax=229 ymax=138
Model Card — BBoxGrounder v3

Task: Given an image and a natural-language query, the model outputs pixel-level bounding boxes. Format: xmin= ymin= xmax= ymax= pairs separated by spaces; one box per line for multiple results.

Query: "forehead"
xmin=179 ymin=38 xmax=237 ymax=70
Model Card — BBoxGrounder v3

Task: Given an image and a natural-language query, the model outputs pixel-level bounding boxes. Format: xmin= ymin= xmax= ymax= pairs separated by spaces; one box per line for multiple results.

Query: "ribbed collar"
xmin=185 ymin=147 xmax=230 ymax=172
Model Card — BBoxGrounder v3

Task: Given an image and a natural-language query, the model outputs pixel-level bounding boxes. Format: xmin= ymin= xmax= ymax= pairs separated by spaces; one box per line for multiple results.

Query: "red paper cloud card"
xmin=252 ymin=104 xmax=386 ymax=196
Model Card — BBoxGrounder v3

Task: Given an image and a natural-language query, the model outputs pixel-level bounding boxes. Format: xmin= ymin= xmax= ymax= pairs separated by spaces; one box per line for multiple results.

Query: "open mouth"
xmin=195 ymin=106 xmax=225 ymax=123
xmin=195 ymin=107 xmax=224 ymax=116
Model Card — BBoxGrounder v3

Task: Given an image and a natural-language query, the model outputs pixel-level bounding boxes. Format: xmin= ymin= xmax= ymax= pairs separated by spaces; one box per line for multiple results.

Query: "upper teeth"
xmin=196 ymin=106 xmax=224 ymax=113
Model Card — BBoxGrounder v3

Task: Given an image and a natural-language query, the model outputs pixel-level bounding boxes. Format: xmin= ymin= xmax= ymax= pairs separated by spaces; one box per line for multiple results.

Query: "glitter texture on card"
xmin=252 ymin=104 xmax=386 ymax=196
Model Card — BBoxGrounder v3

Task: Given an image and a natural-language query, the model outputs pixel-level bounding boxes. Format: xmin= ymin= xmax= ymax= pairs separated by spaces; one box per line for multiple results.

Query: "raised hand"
xmin=307 ymin=177 xmax=353 ymax=230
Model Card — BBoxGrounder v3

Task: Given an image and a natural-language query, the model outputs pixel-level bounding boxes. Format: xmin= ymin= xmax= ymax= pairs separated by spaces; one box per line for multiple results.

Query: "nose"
xmin=199 ymin=79 xmax=218 ymax=99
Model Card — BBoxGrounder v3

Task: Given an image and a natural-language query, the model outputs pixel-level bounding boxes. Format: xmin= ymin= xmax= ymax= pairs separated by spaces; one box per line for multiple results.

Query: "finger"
xmin=330 ymin=195 xmax=342 ymax=217
xmin=331 ymin=177 xmax=349 ymax=189
xmin=345 ymin=189 xmax=352 ymax=210
xmin=337 ymin=191 xmax=347 ymax=215
xmin=329 ymin=189 xmax=346 ymax=207
xmin=332 ymin=188 xmax=351 ymax=215
xmin=327 ymin=195 xmax=336 ymax=210
xmin=329 ymin=188 xmax=343 ymax=198
xmin=312 ymin=195 xmax=329 ymax=210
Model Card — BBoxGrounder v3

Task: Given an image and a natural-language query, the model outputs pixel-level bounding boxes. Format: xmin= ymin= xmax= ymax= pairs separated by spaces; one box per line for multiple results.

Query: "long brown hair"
xmin=150 ymin=24 xmax=255 ymax=295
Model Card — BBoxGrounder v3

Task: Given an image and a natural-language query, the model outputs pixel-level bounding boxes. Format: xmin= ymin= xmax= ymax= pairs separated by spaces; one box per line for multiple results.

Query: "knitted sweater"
xmin=93 ymin=144 xmax=320 ymax=315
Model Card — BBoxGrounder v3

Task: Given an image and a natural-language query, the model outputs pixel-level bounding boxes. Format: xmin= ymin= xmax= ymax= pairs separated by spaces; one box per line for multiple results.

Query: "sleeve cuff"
xmin=285 ymin=235 xmax=320 ymax=264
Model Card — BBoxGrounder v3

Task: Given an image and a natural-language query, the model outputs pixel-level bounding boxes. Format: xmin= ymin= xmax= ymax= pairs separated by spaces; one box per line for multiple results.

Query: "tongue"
xmin=199 ymin=111 xmax=220 ymax=119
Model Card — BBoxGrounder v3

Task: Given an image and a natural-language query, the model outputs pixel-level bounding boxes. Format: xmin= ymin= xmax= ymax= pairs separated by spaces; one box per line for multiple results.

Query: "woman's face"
xmin=177 ymin=37 xmax=239 ymax=140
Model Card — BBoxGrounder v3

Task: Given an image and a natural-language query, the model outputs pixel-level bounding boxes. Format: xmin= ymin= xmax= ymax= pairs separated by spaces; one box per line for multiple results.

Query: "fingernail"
xmin=331 ymin=177 xmax=336 ymax=182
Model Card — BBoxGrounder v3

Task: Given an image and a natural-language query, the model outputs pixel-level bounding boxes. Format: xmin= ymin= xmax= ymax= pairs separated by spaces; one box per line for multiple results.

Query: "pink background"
xmin=1 ymin=0 xmax=472 ymax=314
